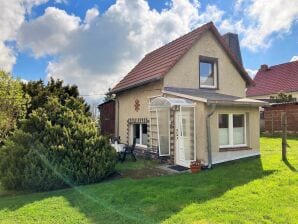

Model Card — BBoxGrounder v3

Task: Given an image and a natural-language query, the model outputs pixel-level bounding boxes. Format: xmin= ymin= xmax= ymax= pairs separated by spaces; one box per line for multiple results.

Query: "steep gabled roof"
xmin=111 ymin=22 xmax=253 ymax=93
xmin=246 ymin=61 xmax=298 ymax=97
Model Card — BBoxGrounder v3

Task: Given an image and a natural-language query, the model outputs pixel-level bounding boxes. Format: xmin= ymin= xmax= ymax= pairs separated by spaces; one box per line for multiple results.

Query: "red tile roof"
xmin=246 ymin=61 xmax=298 ymax=97
xmin=111 ymin=22 xmax=253 ymax=93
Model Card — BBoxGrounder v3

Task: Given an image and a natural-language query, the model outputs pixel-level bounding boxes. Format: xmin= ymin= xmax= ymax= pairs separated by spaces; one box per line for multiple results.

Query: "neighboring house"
xmin=110 ymin=22 xmax=265 ymax=168
xmin=246 ymin=61 xmax=298 ymax=100
xmin=247 ymin=61 xmax=298 ymax=133
xmin=98 ymin=100 xmax=116 ymax=136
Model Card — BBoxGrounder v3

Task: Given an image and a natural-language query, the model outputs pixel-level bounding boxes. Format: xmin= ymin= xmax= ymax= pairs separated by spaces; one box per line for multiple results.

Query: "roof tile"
xmin=246 ymin=61 xmax=298 ymax=97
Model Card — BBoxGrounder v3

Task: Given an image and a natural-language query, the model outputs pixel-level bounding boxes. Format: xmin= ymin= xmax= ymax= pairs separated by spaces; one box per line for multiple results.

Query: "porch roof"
xmin=163 ymin=87 xmax=267 ymax=106
xmin=150 ymin=96 xmax=195 ymax=108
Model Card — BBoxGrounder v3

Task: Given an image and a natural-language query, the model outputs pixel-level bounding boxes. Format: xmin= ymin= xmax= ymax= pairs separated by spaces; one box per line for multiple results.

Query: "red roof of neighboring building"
xmin=246 ymin=60 xmax=298 ymax=97
xmin=111 ymin=22 xmax=253 ymax=93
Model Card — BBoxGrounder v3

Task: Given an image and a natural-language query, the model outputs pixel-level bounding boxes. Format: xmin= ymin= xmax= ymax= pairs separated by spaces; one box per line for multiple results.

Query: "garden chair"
xmin=121 ymin=138 xmax=137 ymax=162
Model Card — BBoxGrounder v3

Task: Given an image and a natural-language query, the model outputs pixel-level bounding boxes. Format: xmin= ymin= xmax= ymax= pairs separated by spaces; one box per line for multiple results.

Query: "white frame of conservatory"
xmin=149 ymin=97 xmax=196 ymax=157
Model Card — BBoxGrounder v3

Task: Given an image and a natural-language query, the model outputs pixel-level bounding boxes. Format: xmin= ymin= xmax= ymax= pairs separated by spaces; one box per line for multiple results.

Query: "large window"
xmin=199 ymin=56 xmax=218 ymax=88
xmin=218 ymin=114 xmax=246 ymax=147
xmin=132 ymin=123 xmax=147 ymax=147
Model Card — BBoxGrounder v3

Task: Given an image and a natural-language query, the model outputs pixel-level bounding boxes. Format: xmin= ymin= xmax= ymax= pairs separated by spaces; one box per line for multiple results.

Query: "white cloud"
xmin=246 ymin=68 xmax=258 ymax=78
xmin=19 ymin=0 xmax=228 ymax=98
xmin=291 ymin=56 xmax=298 ymax=62
xmin=17 ymin=7 xmax=80 ymax=57
xmin=8 ymin=0 xmax=298 ymax=104
xmin=234 ymin=0 xmax=244 ymax=12
xmin=0 ymin=0 xmax=49 ymax=71
xmin=241 ymin=0 xmax=298 ymax=51
xmin=19 ymin=0 xmax=224 ymax=101
xmin=84 ymin=7 xmax=99 ymax=28
xmin=219 ymin=19 xmax=244 ymax=34
xmin=198 ymin=4 xmax=224 ymax=25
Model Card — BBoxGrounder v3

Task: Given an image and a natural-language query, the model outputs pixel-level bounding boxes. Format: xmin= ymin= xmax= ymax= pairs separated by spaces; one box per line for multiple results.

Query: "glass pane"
xmin=133 ymin=124 xmax=140 ymax=144
xmin=233 ymin=114 xmax=245 ymax=145
xmin=219 ymin=114 xmax=228 ymax=128
xmin=181 ymin=107 xmax=194 ymax=160
xmin=233 ymin=114 xmax=244 ymax=127
xmin=141 ymin=124 xmax=148 ymax=145
xmin=157 ymin=109 xmax=170 ymax=155
xmin=200 ymin=61 xmax=214 ymax=86
xmin=219 ymin=114 xmax=229 ymax=146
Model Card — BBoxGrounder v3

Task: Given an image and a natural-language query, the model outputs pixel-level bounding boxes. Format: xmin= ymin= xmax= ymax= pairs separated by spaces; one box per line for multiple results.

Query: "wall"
xmin=264 ymin=103 xmax=298 ymax=133
xmin=116 ymin=81 xmax=163 ymax=144
xmin=163 ymin=30 xmax=247 ymax=97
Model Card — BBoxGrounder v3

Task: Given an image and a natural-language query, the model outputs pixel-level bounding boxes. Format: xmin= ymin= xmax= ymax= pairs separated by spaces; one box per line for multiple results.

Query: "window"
xmin=199 ymin=56 xmax=218 ymax=88
xmin=132 ymin=123 xmax=147 ymax=147
xmin=218 ymin=113 xmax=246 ymax=147
xmin=219 ymin=114 xmax=229 ymax=146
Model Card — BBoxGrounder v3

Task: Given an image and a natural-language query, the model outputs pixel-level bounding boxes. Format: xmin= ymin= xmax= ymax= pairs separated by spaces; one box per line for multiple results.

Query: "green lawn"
xmin=0 ymin=136 xmax=297 ymax=223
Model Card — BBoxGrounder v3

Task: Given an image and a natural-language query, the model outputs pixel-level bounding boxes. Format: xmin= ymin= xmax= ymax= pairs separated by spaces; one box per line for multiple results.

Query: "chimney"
xmin=222 ymin=33 xmax=243 ymax=66
xmin=259 ymin=64 xmax=269 ymax=71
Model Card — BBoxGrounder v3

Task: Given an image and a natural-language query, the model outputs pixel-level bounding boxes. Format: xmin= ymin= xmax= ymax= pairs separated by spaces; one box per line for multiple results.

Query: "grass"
xmin=0 ymin=136 xmax=297 ymax=223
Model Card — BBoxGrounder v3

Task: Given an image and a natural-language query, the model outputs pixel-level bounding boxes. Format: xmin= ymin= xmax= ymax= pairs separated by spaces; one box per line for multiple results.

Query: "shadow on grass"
xmin=0 ymin=157 xmax=275 ymax=224
xmin=283 ymin=158 xmax=297 ymax=172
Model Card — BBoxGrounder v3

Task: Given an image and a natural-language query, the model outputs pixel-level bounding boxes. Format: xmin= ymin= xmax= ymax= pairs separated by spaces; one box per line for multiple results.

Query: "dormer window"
xmin=199 ymin=56 xmax=218 ymax=89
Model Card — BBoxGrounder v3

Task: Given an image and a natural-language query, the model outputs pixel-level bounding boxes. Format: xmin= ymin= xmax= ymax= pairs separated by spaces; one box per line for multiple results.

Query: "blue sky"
xmin=1 ymin=0 xmax=298 ymax=101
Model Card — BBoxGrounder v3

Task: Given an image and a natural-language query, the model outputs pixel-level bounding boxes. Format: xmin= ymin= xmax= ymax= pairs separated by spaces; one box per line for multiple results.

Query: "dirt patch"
xmin=121 ymin=167 xmax=170 ymax=179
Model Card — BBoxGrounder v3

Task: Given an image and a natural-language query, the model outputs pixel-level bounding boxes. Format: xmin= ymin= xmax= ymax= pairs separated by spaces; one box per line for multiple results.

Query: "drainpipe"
xmin=206 ymin=103 xmax=216 ymax=169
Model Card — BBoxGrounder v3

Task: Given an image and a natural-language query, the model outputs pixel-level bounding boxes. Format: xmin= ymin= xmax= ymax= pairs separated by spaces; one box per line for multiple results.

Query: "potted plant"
xmin=190 ymin=160 xmax=201 ymax=173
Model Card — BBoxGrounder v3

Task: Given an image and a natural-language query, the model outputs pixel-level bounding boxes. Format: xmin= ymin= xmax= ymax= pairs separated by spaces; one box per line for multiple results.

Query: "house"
xmin=246 ymin=61 xmax=298 ymax=101
xmin=110 ymin=22 xmax=265 ymax=168
xmin=247 ymin=61 xmax=298 ymax=133
xmin=98 ymin=100 xmax=116 ymax=136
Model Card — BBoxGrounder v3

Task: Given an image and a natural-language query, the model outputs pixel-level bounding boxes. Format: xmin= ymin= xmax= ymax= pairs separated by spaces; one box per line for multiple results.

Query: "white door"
xmin=175 ymin=109 xmax=195 ymax=167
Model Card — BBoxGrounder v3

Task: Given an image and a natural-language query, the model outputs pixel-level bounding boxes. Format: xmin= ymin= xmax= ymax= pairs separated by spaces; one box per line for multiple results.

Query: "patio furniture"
xmin=111 ymin=140 xmax=126 ymax=161
xmin=121 ymin=138 xmax=137 ymax=162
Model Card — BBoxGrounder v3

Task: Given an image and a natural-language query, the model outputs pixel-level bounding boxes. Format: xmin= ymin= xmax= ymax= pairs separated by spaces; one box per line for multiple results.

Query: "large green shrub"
xmin=0 ymin=71 xmax=29 ymax=144
xmin=0 ymin=94 xmax=116 ymax=191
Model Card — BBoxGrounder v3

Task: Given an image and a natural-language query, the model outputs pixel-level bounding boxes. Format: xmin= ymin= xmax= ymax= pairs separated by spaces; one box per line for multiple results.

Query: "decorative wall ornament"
xmin=134 ymin=99 xmax=140 ymax=112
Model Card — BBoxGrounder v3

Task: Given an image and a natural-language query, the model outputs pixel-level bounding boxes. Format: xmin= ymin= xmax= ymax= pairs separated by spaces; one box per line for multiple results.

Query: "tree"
xmin=22 ymin=77 xmax=90 ymax=117
xmin=270 ymin=92 xmax=294 ymax=103
xmin=103 ymin=88 xmax=115 ymax=102
xmin=0 ymin=78 xmax=116 ymax=191
xmin=0 ymin=71 xmax=29 ymax=144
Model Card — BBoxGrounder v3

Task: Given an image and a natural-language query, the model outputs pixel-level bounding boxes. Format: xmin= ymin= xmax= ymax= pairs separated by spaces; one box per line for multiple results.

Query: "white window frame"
xmin=157 ymin=108 xmax=171 ymax=156
xmin=131 ymin=123 xmax=148 ymax=148
xmin=219 ymin=113 xmax=247 ymax=148
xmin=199 ymin=59 xmax=218 ymax=89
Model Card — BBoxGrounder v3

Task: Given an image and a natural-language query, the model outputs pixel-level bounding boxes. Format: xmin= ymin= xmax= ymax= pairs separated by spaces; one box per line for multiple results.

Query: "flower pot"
xmin=190 ymin=165 xmax=201 ymax=173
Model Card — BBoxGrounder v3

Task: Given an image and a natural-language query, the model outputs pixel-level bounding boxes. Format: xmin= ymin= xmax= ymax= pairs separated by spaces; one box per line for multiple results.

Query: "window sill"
xmin=199 ymin=86 xmax=217 ymax=89
xmin=219 ymin=146 xmax=251 ymax=152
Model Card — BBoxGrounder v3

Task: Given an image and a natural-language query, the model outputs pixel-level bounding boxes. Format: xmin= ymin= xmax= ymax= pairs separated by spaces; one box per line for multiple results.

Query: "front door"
xmin=175 ymin=108 xmax=195 ymax=167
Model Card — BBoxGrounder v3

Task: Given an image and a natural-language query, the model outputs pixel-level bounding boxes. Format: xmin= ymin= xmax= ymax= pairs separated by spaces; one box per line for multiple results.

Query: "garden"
xmin=0 ymin=71 xmax=297 ymax=223
xmin=0 ymin=136 xmax=297 ymax=223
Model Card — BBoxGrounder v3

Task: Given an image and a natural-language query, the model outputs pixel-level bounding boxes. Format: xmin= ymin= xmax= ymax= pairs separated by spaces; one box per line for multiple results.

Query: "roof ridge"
xmin=268 ymin=60 xmax=298 ymax=69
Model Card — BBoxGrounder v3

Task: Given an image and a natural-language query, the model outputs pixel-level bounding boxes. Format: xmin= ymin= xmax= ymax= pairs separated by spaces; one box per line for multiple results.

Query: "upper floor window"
xmin=199 ymin=56 xmax=218 ymax=89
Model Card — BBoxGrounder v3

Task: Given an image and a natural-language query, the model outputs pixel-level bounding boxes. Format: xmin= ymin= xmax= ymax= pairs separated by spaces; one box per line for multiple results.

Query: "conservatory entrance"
xmin=149 ymin=97 xmax=196 ymax=167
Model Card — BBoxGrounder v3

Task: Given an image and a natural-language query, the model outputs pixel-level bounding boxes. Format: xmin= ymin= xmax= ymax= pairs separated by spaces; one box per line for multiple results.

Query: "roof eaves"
xmin=162 ymin=90 xmax=208 ymax=103
xmin=110 ymin=76 xmax=162 ymax=94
